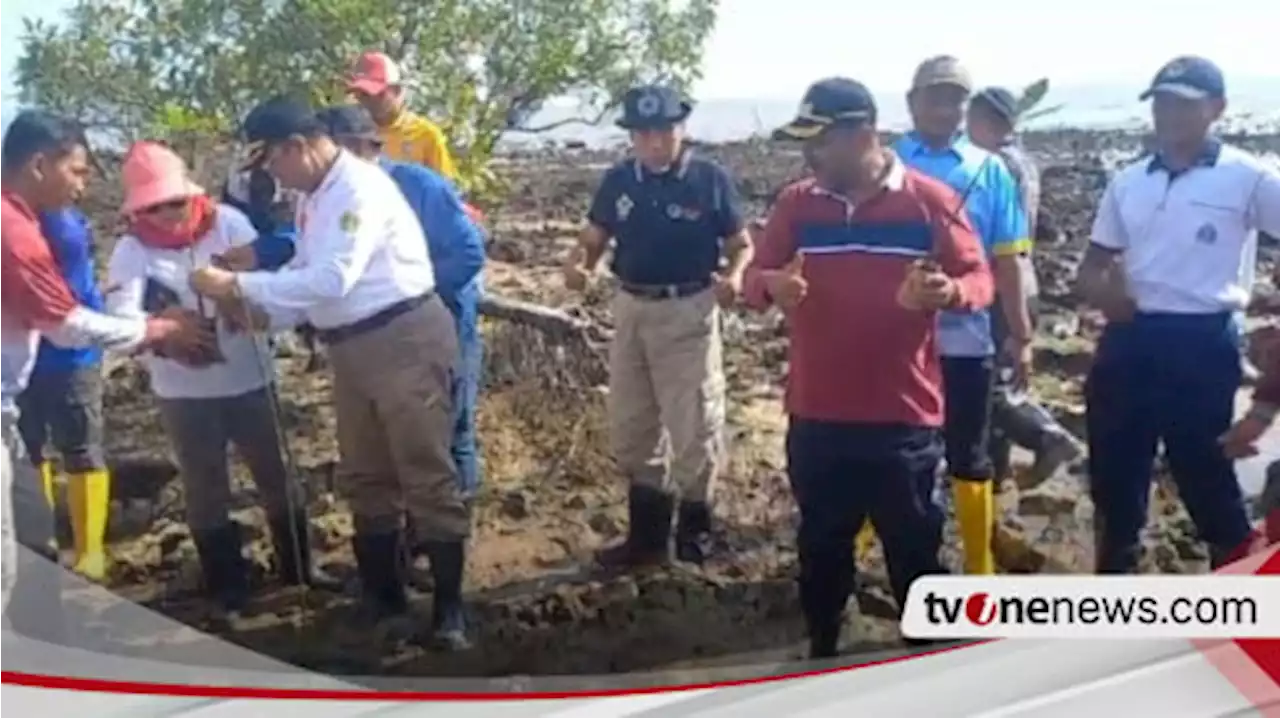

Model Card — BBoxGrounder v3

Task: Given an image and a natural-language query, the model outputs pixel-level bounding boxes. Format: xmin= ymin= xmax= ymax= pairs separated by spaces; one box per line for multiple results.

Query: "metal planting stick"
xmin=231 ymin=283 xmax=315 ymax=630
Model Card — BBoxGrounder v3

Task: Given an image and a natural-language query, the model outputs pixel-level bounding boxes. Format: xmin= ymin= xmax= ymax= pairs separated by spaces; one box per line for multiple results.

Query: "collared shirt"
xmin=742 ymin=154 xmax=994 ymax=427
xmin=237 ymin=150 xmax=436 ymax=331
xmin=2 ymin=192 xmax=146 ymax=413
xmin=106 ymin=205 xmax=273 ymax=400
xmin=1091 ymin=141 xmax=1280 ymax=314
xmin=33 ymin=208 xmax=104 ymax=374
xmin=893 ymin=132 xmax=1031 ymax=357
xmin=586 ymin=151 xmax=744 ymax=285
xmin=379 ymin=110 xmax=458 ymax=181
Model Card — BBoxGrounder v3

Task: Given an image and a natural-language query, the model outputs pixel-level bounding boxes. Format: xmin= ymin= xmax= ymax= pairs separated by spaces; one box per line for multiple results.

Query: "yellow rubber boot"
xmin=39 ymin=461 xmax=57 ymax=507
xmin=67 ymin=469 xmax=111 ymax=581
xmin=855 ymin=519 xmax=877 ymax=557
xmin=952 ymin=479 xmax=995 ymax=575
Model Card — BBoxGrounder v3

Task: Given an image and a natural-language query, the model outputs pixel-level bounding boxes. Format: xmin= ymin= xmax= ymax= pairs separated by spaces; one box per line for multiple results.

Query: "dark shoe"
xmin=595 ymin=485 xmax=674 ymax=570
xmin=192 ymin=523 xmax=251 ymax=622
xmin=421 ymin=540 xmax=471 ymax=651
xmin=675 ymin=500 xmax=714 ymax=565
xmin=352 ymin=530 xmax=410 ymax=619
xmin=269 ymin=511 xmax=342 ymax=591
xmin=1026 ymin=431 xmax=1085 ymax=487
xmin=807 ymin=618 xmax=842 ymax=660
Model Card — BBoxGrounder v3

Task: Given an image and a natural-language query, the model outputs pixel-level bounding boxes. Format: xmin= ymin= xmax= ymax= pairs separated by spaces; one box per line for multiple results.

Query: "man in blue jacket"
xmin=15 ymin=207 xmax=112 ymax=582
xmin=221 ymin=105 xmax=488 ymax=503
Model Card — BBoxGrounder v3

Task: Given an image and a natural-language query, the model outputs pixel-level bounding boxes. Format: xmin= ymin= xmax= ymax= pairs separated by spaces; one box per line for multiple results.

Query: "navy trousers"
xmin=786 ymin=418 xmax=947 ymax=650
xmin=1085 ymin=312 xmax=1252 ymax=572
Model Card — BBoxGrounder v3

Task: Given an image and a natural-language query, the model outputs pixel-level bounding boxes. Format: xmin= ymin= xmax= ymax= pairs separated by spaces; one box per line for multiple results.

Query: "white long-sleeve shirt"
xmin=236 ymin=150 xmax=436 ymax=330
xmin=106 ymin=204 xmax=277 ymax=400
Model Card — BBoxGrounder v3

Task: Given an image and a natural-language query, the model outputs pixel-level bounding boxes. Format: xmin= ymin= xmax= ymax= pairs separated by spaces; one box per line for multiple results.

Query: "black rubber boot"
xmin=269 ymin=511 xmax=343 ymax=591
xmin=351 ymin=530 xmax=410 ymax=621
xmin=595 ymin=485 xmax=674 ymax=570
xmin=675 ymin=500 xmax=714 ymax=565
xmin=191 ymin=523 xmax=251 ymax=622
xmin=422 ymin=540 xmax=471 ymax=651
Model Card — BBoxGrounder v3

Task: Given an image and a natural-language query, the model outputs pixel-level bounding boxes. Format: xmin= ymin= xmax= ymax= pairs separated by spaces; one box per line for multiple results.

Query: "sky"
xmin=4 ymin=0 xmax=1279 ymax=110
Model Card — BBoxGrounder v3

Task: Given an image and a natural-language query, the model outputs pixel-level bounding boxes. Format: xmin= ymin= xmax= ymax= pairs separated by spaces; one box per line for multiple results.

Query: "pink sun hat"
xmin=119 ymin=141 xmax=205 ymax=216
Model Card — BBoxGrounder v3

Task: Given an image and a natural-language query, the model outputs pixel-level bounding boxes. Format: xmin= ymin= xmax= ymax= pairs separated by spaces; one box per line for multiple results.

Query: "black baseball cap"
xmin=773 ymin=77 xmax=877 ymax=141
xmin=1139 ymin=56 xmax=1226 ymax=101
xmin=239 ymin=96 xmax=326 ymax=168
xmin=316 ymin=104 xmax=381 ymax=142
xmin=972 ymin=86 xmax=1021 ymax=125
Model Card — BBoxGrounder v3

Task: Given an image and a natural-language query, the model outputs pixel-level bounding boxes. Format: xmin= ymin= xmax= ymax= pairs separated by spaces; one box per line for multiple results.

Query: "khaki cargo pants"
xmin=327 ymin=297 xmax=470 ymax=541
xmin=608 ymin=288 xmax=726 ymax=502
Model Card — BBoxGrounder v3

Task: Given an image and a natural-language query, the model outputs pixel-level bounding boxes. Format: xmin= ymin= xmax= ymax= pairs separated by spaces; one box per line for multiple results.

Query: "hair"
xmin=1 ymin=110 xmax=87 ymax=173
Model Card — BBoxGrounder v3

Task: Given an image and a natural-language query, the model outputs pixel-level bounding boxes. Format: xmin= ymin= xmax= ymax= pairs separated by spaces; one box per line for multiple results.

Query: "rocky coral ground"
xmin=50 ymin=129 xmax=1280 ymax=677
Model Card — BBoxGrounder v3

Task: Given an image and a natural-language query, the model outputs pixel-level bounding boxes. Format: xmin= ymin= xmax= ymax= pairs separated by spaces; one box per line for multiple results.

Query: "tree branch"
xmin=511 ymin=103 xmax=617 ymax=134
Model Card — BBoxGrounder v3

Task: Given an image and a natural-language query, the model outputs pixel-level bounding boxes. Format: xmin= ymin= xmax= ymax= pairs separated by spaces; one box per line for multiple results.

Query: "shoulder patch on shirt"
xmin=340 ymin=211 xmax=360 ymax=233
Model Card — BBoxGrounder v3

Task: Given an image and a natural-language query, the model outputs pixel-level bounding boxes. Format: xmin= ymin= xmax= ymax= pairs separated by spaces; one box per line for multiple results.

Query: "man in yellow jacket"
xmin=346 ymin=51 xmax=459 ymax=181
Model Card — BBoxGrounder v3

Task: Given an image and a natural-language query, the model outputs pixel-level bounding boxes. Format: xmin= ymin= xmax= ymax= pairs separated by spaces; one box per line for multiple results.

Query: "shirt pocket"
xmin=1184 ymin=191 xmax=1249 ymax=250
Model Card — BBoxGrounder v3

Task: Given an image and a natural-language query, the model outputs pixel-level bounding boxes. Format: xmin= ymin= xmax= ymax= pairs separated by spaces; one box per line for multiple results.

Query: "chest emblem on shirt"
xmin=666 ymin=203 xmax=701 ymax=221
xmin=1195 ymin=222 xmax=1218 ymax=244
xmin=616 ymin=194 xmax=634 ymax=222
xmin=340 ymin=211 xmax=360 ymax=233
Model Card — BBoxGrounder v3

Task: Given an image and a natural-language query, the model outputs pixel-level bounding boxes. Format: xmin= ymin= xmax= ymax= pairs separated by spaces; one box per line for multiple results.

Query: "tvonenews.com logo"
xmin=923 ymin=591 xmax=1258 ymax=627
xmin=899 ymin=576 xmax=1280 ymax=639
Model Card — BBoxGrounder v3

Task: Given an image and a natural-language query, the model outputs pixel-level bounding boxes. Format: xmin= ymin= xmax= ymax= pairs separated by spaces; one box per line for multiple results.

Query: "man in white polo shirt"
xmin=1077 ymin=56 xmax=1280 ymax=573
xmin=188 ymin=97 xmax=471 ymax=650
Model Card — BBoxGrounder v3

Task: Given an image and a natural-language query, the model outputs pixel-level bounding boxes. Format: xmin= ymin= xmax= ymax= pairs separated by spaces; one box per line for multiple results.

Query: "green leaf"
xmin=1017 ymin=78 xmax=1050 ymax=115
xmin=15 ymin=0 xmax=719 ymax=194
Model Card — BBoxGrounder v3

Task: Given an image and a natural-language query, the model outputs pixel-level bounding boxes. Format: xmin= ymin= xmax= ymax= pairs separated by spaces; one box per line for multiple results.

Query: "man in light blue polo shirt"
xmin=1077 ymin=56 xmax=1280 ymax=573
xmin=870 ymin=56 xmax=1034 ymax=577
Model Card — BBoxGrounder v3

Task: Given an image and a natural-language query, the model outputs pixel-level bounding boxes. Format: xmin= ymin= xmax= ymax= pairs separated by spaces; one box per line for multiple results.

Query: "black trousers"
xmin=786 ymin=419 xmax=947 ymax=635
xmin=1086 ymin=312 xmax=1252 ymax=572
xmin=941 ymin=357 xmax=995 ymax=481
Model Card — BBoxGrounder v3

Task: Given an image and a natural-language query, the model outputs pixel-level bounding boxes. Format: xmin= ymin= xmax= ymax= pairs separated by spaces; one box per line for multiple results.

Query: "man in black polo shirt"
xmin=563 ymin=84 xmax=753 ymax=568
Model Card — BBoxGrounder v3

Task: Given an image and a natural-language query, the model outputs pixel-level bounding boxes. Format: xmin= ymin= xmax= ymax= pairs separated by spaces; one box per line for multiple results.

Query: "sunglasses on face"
xmin=141 ymin=199 xmax=188 ymax=215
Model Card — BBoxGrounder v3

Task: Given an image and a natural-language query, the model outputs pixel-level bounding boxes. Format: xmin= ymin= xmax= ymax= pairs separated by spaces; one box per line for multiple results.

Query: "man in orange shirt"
xmin=346 ymin=51 xmax=459 ymax=181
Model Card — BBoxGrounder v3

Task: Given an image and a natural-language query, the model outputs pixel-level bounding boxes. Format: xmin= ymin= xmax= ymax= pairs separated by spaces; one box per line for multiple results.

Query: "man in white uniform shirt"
xmin=189 ymin=97 xmax=471 ymax=651
xmin=1076 ymin=57 xmax=1280 ymax=573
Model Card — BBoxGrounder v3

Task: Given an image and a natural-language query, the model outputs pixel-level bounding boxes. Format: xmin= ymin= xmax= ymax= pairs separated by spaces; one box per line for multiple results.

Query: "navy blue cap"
xmin=616 ymin=85 xmax=693 ymax=130
xmin=773 ymin=77 xmax=876 ymax=141
xmin=972 ymin=86 xmax=1020 ymax=125
xmin=316 ymin=104 xmax=381 ymax=141
xmin=1139 ymin=56 xmax=1225 ymax=101
xmin=240 ymin=95 xmax=326 ymax=168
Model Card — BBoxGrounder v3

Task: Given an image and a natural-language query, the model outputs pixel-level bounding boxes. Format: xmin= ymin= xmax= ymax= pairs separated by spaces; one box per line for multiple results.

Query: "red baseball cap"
xmin=346 ymin=51 xmax=403 ymax=96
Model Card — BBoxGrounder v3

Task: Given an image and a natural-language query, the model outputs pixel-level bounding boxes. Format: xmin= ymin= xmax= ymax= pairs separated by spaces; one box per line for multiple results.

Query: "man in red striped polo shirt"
xmin=746 ymin=77 xmax=994 ymax=658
